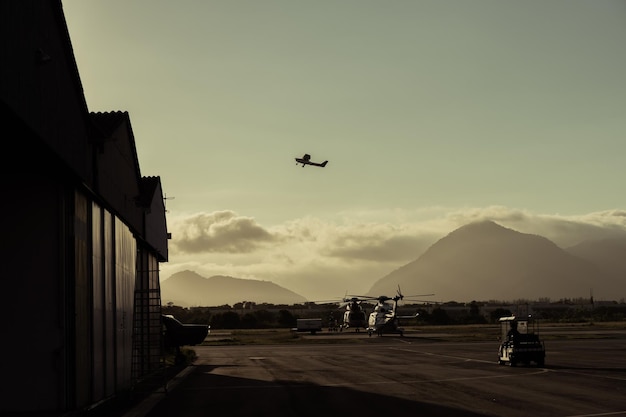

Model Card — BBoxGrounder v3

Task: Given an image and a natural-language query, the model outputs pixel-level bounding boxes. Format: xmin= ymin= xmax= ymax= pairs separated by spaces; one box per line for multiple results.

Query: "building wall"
xmin=0 ymin=0 xmax=94 ymax=183
xmin=1 ymin=171 xmax=67 ymax=411
xmin=114 ymin=217 xmax=137 ymax=392
xmin=74 ymin=191 xmax=92 ymax=408
xmin=91 ymin=201 xmax=139 ymax=405
xmin=1 ymin=2 xmax=169 ymax=413
xmin=95 ymin=117 xmax=143 ymax=233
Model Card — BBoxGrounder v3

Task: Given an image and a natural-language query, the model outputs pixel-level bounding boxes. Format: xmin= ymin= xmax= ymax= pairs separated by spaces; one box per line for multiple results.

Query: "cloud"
xmin=169 ymin=210 xmax=280 ymax=254
xmin=443 ymin=206 xmax=626 ymax=247
xmin=321 ymin=224 xmax=438 ymax=262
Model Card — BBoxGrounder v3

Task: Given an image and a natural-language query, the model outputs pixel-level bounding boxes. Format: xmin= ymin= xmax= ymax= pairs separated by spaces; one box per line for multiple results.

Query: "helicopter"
xmin=338 ymin=297 xmax=369 ymax=332
xmin=363 ymin=287 xmax=434 ymax=337
xmin=309 ymin=295 xmax=370 ymax=332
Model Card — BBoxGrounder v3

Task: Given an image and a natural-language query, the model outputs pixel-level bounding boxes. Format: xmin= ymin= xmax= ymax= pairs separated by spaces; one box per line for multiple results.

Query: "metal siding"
xmin=74 ymin=191 xmax=91 ymax=408
xmin=115 ymin=218 xmax=136 ymax=390
xmin=104 ymin=211 xmax=116 ymax=396
xmin=91 ymin=202 xmax=105 ymax=402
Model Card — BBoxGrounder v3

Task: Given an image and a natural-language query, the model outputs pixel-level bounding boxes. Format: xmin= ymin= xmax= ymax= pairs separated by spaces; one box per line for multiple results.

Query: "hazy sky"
xmin=63 ymin=1 xmax=626 ymax=300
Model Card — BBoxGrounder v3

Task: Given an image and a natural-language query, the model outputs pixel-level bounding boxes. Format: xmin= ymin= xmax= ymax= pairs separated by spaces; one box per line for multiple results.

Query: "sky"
xmin=62 ymin=1 xmax=626 ymax=300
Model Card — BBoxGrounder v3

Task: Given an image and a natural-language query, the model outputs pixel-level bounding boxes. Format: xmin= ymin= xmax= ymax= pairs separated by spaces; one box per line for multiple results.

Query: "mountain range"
xmin=161 ymin=220 xmax=626 ymax=306
xmin=160 ymin=271 xmax=308 ymax=307
xmin=368 ymin=220 xmax=624 ymax=302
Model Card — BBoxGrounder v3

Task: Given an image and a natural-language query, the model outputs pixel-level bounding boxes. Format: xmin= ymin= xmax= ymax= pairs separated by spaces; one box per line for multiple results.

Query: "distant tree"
xmin=252 ymin=309 xmax=276 ymax=328
xmin=469 ymin=301 xmax=480 ymax=316
xmin=186 ymin=308 xmax=211 ymax=325
xmin=430 ymin=308 xmax=452 ymax=325
xmin=594 ymin=305 xmax=626 ymax=321
xmin=211 ymin=311 xmax=240 ymax=329
xmin=462 ymin=301 xmax=487 ymax=324
xmin=240 ymin=313 xmax=258 ymax=329
xmin=277 ymin=309 xmax=296 ymax=328
xmin=490 ymin=308 xmax=512 ymax=323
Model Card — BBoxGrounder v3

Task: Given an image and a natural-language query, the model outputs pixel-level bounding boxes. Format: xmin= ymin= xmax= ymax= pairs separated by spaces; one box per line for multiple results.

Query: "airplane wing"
xmin=295 ymin=154 xmax=328 ymax=167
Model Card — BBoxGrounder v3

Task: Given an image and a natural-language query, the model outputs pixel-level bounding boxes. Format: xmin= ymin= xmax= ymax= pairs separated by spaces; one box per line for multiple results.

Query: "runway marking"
xmin=389 ymin=347 xmax=500 ymax=365
xmin=321 ymin=370 xmax=548 ymax=386
xmin=548 ymin=368 xmax=626 ymax=382
xmin=389 ymin=347 xmax=626 ymax=382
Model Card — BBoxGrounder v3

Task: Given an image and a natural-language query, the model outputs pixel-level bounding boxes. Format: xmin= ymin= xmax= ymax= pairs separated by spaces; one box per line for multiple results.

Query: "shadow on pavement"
xmin=142 ymin=365 xmax=492 ymax=417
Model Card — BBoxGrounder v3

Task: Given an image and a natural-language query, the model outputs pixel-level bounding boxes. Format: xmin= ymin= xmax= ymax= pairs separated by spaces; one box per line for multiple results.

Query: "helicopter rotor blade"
xmin=306 ymin=298 xmax=344 ymax=305
xmin=403 ymin=293 xmax=435 ymax=298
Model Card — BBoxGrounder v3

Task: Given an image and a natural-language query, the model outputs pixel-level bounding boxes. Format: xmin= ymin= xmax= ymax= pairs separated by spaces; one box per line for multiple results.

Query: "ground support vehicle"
xmin=498 ymin=316 xmax=545 ymax=367
xmin=293 ymin=318 xmax=323 ymax=334
xmin=162 ymin=314 xmax=210 ymax=347
xmin=162 ymin=314 xmax=210 ymax=364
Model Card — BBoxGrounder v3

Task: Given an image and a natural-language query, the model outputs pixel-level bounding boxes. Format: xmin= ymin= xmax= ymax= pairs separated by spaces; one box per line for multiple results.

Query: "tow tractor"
xmin=498 ymin=315 xmax=545 ymax=367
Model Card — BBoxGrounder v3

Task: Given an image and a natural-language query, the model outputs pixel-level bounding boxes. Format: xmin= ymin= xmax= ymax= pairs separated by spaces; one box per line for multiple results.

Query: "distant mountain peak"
xmin=368 ymin=221 xmax=615 ymax=302
xmin=452 ymin=220 xmax=514 ymax=235
xmin=161 ymin=270 xmax=308 ymax=307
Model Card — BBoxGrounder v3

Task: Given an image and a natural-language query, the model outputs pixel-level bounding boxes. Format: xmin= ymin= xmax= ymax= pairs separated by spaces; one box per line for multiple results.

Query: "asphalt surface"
xmin=120 ymin=330 xmax=626 ymax=417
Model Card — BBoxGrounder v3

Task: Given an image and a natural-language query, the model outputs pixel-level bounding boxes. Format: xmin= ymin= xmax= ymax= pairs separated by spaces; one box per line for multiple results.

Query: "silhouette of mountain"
xmin=367 ymin=220 xmax=617 ymax=302
xmin=565 ymin=236 xmax=626 ymax=286
xmin=161 ymin=270 xmax=308 ymax=307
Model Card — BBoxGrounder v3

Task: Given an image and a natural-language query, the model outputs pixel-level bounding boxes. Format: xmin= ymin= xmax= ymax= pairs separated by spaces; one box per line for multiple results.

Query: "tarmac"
xmin=119 ymin=366 xmax=195 ymax=417
xmin=79 ymin=365 xmax=195 ymax=417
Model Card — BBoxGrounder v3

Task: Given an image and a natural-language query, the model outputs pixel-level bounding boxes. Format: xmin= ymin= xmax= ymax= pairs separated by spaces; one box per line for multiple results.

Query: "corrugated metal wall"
xmin=92 ymin=201 xmax=105 ymax=402
xmin=89 ymin=201 xmax=137 ymax=405
xmin=74 ymin=191 xmax=91 ymax=408
xmin=115 ymin=217 xmax=136 ymax=391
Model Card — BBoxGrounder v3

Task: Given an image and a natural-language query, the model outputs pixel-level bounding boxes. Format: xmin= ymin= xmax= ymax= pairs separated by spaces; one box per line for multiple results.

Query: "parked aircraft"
xmin=309 ymin=296 xmax=368 ymax=332
xmin=338 ymin=297 xmax=368 ymax=332
xmin=295 ymin=153 xmax=328 ymax=167
xmin=365 ymin=287 xmax=434 ymax=337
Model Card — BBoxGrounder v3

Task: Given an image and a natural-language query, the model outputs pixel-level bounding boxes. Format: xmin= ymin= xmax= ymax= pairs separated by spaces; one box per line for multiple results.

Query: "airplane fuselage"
xmin=295 ymin=154 xmax=328 ymax=167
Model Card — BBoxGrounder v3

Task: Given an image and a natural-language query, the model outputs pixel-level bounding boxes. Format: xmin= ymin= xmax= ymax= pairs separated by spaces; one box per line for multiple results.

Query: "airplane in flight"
xmin=295 ymin=154 xmax=328 ymax=168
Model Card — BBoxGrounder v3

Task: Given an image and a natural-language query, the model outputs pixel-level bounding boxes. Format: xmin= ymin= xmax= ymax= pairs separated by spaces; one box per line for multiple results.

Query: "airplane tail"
xmin=321 ymin=161 xmax=328 ymax=167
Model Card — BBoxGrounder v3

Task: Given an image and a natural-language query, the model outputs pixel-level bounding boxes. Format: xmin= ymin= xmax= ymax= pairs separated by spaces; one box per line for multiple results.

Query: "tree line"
xmin=162 ymin=301 xmax=626 ymax=330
